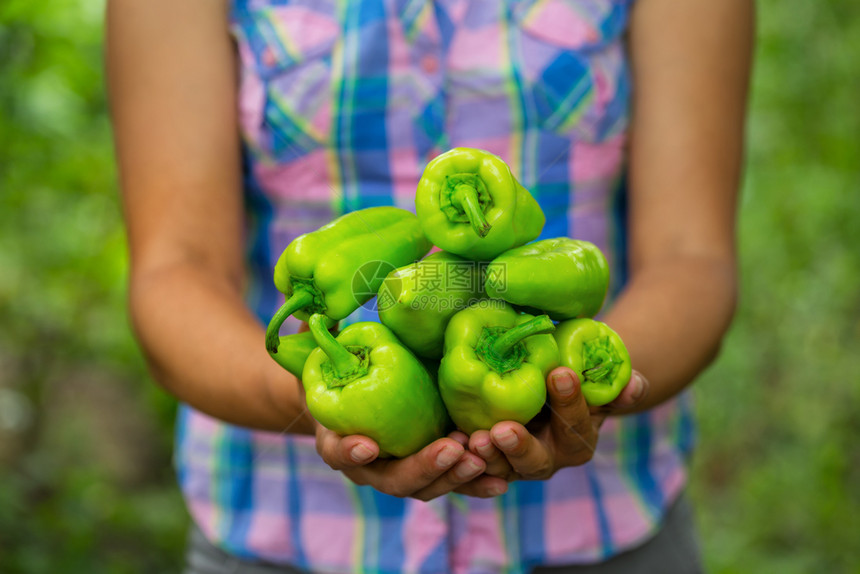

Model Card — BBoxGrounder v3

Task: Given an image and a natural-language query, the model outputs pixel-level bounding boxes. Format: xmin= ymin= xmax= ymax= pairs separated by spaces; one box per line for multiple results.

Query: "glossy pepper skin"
xmin=377 ymin=251 xmax=485 ymax=358
xmin=485 ymin=238 xmax=609 ymax=321
xmin=554 ymin=318 xmax=631 ymax=406
xmin=267 ymin=331 xmax=318 ymax=379
xmin=265 ymin=207 xmax=431 ymax=353
xmin=438 ymin=300 xmax=559 ymax=433
xmin=415 ymin=148 xmax=545 ymax=260
xmin=302 ymin=314 xmax=450 ymax=458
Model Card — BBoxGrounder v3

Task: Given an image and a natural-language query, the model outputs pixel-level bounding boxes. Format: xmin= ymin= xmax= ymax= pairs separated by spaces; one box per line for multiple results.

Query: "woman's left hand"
xmin=468 ymin=367 xmax=649 ymax=481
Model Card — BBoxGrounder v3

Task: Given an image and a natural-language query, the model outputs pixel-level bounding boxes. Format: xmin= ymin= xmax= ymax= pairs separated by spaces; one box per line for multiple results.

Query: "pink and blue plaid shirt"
xmin=175 ymin=1 xmax=694 ymax=572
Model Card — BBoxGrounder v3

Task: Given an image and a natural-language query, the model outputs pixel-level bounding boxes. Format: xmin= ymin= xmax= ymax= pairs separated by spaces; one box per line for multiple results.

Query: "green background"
xmin=1 ymin=0 xmax=858 ymax=571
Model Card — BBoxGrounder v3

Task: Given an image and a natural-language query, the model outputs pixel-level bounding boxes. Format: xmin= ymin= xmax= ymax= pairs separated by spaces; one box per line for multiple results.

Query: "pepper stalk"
xmin=265 ymin=289 xmax=316 ymax=353
xmin=447 ymin=175 xmax=492 ymax=238
xmin=477 ymin=315 xmax=556 ymax=373
xmin=308 ymin=313 xmax=369 ymax=387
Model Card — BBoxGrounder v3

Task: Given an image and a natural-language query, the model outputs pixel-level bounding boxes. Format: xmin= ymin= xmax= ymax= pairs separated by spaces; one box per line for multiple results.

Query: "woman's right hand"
xmin=314 ymin=425 xmax=509 ymax=501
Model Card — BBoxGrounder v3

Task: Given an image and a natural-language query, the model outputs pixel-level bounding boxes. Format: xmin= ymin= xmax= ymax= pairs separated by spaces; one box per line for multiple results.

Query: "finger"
xmin=410 ymin=452 xmax=487 ymax=501
xmin=546 ymin=368 xmax=598 ymax=457
xmin=453 ymin=474 xmax=510 ymax=498
xmin=489 ymin=421 xmax=555 ymax=480
xmin=599 ymin=371 xmax=650 ymax=412
xmin=449 ymin=430 xmax=470 ymax=448
xmin=469 ymin=430 xmax=514 ymax=479
xmin=315 ymin=427 xmax=380 ymax=471
xmin=362 ymin=438 xmax=467 ymax=498
xmin=588 ymin=371 xmax=650 ymax=430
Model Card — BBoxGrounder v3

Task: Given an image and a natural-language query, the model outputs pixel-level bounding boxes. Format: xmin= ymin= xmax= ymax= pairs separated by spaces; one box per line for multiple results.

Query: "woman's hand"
xmin=468 ymin=367 xmax=649 ymax=481
xmin=309 ymin=366 xmax=647 ymax=493
xmin=314 ymin=427 xmax=510 ymax=500
xmin=295 ymin=324 xmax=507 ymax=500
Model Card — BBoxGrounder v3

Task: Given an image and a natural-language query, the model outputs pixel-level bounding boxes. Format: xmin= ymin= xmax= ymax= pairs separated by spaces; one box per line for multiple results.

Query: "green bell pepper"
xmin=554 ymin=318 xmax=631 ymax=406
xmin=302 ymin=314 xmax=451 ymax=458
xmin=377 ymin=251 xmax=485 ymax=358
xmin=415 ymin=148 xmax=545 ymax=260
xmin=267 ymin=331 xmax=318 ymax=379
xmin=485 ymin=237 xmax=609 ymax=321
xmin=438 ymin=300 xmax=559 ymax=433
xmin=265 ymin=207 xmax=431 ymax=353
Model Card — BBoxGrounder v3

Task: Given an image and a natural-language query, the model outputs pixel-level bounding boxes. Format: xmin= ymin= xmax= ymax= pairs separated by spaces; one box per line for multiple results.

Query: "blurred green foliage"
xmin=689 ymin=2 xmax=860 ymax=572
xmin=1 ymin=0 xmax=858 ymax=572
xmin=0 ymin=0 xmax=187 ymax=571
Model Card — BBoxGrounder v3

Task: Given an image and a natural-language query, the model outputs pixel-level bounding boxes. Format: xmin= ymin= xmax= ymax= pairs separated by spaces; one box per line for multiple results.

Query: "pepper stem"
xmin=452 ymin=184 xmax=492 ymax=238
xmin=265 ymin=289 xmax=315 ymax=353
xmin=582 ymin=349 xmax=611 ymax=382
xmin=582 ymin=341 xmax=621 ymax=385
xmin=491 ymin=315 xmax=555 ymax=359
xmin=308 ymin=313 xmax=361 ymax=378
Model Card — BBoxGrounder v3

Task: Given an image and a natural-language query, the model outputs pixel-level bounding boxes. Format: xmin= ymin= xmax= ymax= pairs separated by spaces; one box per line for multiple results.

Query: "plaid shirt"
xmin=175 ymin=1 xmax=695 ymax=572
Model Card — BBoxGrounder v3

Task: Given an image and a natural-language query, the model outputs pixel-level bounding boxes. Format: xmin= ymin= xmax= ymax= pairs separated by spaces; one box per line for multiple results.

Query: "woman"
xmin=107 ymin=0 xmax=752 ymax=571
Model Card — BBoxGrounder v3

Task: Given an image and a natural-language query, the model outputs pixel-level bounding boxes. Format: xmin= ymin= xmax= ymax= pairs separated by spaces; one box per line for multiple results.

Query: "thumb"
xmin=546 ymin=367 xmax=597 ymax=452
xmin=547 ymin=367 xmax=584 ymax=408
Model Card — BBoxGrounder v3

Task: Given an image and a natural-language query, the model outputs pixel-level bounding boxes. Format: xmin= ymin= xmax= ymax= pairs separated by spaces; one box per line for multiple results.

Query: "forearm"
xmin=605 ymin=0 xmax=752 ymax=410
xmin=129 ymin=261 xmax=315 ymax=434
xmin=602 ymin=254 xmax=737 ymax=411
xmin=106 ymin=0 xmax=312 ymax=433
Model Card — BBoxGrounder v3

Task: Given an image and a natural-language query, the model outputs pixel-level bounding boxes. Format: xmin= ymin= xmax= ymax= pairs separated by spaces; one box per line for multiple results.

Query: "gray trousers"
xmin=184 ymin=493 xmax=703 ymax=574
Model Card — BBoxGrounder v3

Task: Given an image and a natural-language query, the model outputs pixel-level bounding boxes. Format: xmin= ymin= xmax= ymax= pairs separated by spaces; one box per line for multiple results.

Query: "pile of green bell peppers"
xmin=263 ymin=148 xmax=632 ymax=456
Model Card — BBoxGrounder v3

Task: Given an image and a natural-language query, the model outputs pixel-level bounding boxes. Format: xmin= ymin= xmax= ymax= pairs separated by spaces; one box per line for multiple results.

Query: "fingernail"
xmin=632 ymin=374 xmax=646 ymax=401
xmin=475 ymin=441 xmax=494 ymax=458
xmin=552 ymin=371 xmax=575 ymax=397
xmin=350 ymin=444 xmax=374 ymax=463
xmin=436 ymin=445 xmax=461 ymax=468
xmin=454 ymin=457 xmax=483 ymax=480
xmin=494 ymin=429 xmax=518 ymax=450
